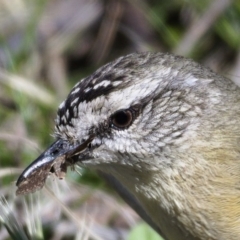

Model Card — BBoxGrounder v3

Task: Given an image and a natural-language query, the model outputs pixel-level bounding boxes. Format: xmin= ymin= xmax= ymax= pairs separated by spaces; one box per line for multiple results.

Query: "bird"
xmin=16 ymin=52 xmax=240 ymax=240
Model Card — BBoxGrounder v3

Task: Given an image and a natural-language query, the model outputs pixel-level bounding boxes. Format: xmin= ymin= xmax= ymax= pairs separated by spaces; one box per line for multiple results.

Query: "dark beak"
xmin=16 ymin=136 xmax=94 ymax=195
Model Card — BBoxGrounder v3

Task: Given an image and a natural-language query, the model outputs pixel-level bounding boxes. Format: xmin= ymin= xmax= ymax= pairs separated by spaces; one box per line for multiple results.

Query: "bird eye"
xmin=111 ymin=109 xmax=133 ymax=129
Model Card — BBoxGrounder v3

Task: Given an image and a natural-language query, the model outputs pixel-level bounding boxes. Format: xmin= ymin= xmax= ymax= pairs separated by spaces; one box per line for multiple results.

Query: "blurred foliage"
xmin=127 ymin=223 xmax=163 ymax=240
xmin=0 ymin=0 xmax=240 ymax=239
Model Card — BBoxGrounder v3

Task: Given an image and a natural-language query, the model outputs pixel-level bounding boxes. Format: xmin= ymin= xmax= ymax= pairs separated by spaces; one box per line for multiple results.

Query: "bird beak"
xmin=16 ymin=136 xmax=94 ymax=195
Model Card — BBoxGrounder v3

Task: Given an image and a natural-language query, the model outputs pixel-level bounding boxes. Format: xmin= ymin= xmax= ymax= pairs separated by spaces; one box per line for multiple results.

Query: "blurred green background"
xmin=0 ymin=0 xmax=240 ymax=239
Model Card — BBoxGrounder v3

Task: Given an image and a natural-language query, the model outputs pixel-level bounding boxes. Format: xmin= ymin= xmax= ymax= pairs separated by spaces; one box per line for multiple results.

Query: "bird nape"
xmin=16 ymin=52 xmax=240 ymax=240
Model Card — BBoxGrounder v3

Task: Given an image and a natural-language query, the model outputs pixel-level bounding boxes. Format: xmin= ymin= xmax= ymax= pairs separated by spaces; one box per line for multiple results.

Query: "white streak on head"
xmin=93 ymin=80 xmax=111 ymax=90
xmin=73 ymin=106 xmax=78 ymax=116
xmin=71 ymin=87 xmax=80 ymax=95
xmin=66 ymin=109 xmax=69 ymax=119
xmin=185 ymin=76 xmax=198 ymax=86
xmin=59 ymin=101 xmax=65 ymax=109
xmin=71 ymin=97 xmax=79 ymax=106
xmin=112 ymin=81 xmax=122 ymax=87
xmin=84 ymin=87 xmax=92 ymax=93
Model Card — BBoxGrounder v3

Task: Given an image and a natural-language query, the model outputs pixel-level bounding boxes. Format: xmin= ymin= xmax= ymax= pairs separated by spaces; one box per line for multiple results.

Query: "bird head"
xmin=54 ymin=52 xmax=210 ymax=167
xmin=16 ymin=52 xmax=219 ymax=194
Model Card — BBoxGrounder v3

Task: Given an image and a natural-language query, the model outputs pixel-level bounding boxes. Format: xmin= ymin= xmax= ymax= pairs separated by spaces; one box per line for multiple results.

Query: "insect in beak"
xmin=16 ymin=136 xmax=94 ymax=195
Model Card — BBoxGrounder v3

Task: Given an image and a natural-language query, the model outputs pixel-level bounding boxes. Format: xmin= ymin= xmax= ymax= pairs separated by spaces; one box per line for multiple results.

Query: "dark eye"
xmin=111 ymin=110 xmax=133 ymax=129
